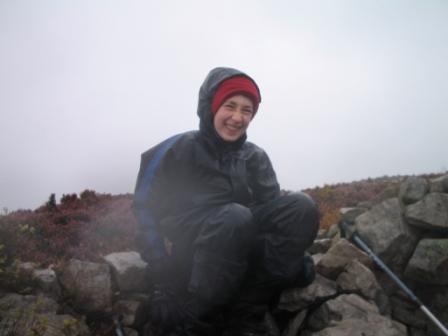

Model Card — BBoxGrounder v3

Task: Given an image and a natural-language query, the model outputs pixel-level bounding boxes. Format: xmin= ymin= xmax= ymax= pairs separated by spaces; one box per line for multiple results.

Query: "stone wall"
xmin=0 ymin=174 xmax=447 ymax=335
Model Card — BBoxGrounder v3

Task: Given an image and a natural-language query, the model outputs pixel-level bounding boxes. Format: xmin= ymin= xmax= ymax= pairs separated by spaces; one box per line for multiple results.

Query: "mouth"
xmin=225 ymin=123 xmax=242 ymax=131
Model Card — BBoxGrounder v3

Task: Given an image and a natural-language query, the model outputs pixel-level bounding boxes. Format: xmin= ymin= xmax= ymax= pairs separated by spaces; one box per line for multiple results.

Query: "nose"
xmin=232 ymin=109 xmax=245 ymax=123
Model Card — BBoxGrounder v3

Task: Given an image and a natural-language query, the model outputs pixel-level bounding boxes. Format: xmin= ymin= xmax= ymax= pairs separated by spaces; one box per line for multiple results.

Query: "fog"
xmin=1 ymin=0 xmax=447 ymax=210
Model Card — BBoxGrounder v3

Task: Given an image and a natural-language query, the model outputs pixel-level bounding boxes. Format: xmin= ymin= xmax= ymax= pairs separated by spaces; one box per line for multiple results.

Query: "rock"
xmin=281 ymin=310 xmax=307 ymax=336
xmin=424 ymin=285 xmax=448 ymax=312
xmin=0 ymin=261 xmax=36 ymax=294
xmin=309 ymin=239 xmax=332 ymax=255
xmin=17 ymin=261 xmax=37 ymax=273
xmin=315 ymin=239 xmax=372 ymax=279
xmin=357 ymin=201 xmax=374 ymax=209
xmin=308 ymin=294 xmax=406 ymax=335
xmin=413 ymin=286 xmax=448 ymax=335
xmin=330 ymin=230 xmax=341 ymax=247
xmin=103 ymin=251 xmax=149 ymax=293
xmin=0 ymin=293 xmax=59 ymax=315
xmin=376 ymin=185 xmax=400 ymax=202
xmin=316 ymin=229 xmax=328 ymax=240
xmin=326 ymin=224 xmax=339 ymax=239
xmin=312 ymin=253 xmax=325 ymax=266
xmin=114 ymin=299 xmax=146 ymax=328
xmin=321 ymin=293 xmax=379 ymax=322
xmin=0 ymin=313 xmax=90 ymax=336
xmin=0 ymin=262 xmax=60 ymax=299
xmin=340 ymin=207 xmax=367 ymax=225
xmin=430 ymin=174 xmax=448 ymax=193
xmin=307 ymin=317 xmax=406 ymax=336
xmin=399 ymin=177 xmax=429 ymax=205
xmin=355 ymin=198 xmax=419 ymax=272
xmin=404 ymin=238 xmax=448 ymax=285
xmin=426 ymin=308 xmax=448 ymax=336
xmin=34 ymin=266 xmax=61 ymax=297
xmin=123 ymin=328 xmax=139 ymax=336
xmin=57 ymin=258 xmax=113 ymax=313
xmin=409 ymin=327 xmax=428 ymax=336
xmin=405 ymin=193 xmax=448 ymax=232
xmin=307 ymin=301 xmax=333 ymax=331
xmin=336 ymin=260 xmax=388 ymax=310
xmin=339 ymin=220 xmax=356 ymax=239
xmin=278 ymin=274 xmax=338 ymax=312
xmin=0 ymin=293 xmax=89 ymax=336
xmin=389 ymin=296 xmax=427 ymax=329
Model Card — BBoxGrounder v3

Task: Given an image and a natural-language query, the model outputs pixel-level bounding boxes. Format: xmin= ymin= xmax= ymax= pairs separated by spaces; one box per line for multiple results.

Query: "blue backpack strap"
xmin=134 ymin=133 xmax=183 ymax=261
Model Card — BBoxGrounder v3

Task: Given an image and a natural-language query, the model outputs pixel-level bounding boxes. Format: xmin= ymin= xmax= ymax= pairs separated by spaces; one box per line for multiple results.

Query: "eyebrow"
xmin=226 ymin=99 xmax=253 ymax=109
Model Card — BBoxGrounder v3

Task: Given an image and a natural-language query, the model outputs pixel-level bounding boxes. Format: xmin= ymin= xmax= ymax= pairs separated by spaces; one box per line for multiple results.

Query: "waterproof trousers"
xmin=158 ymin=192 xmax=319 ymax=314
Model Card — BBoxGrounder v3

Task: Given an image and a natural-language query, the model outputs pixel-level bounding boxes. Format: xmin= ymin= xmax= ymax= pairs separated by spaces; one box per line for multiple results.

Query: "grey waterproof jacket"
xmin=133 ymin=67 xmax=281 ymax=262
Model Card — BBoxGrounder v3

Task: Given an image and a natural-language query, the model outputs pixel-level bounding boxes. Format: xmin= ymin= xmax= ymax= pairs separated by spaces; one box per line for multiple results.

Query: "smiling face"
xmin=213 ymin=95 xmax=255 ymax=142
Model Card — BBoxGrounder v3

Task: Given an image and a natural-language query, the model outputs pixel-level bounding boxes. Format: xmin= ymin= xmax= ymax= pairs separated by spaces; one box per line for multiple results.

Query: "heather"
xmin=0 ymin=190 xmax=137 ymax=268
xmin=0 ymin=174 xmax=443 ymax=267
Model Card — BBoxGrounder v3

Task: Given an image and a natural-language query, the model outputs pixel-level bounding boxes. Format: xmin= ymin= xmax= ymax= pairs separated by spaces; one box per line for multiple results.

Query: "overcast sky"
xmin=1 ymin=0 xmax=447 ymax=211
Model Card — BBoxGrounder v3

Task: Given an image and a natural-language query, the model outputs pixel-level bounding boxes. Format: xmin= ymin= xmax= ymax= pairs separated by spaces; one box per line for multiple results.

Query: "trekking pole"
xmin=113 ymin=314 xmax=126 ymax=336
xmin=339 ymin=221 xmax=448 ymax=336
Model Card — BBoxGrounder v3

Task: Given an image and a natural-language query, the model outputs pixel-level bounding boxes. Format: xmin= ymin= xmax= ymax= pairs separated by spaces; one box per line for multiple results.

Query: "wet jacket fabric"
xmin=133 ymin=67 xmax=280 ymax=262
xmin=133 ymin=67 xmax=319 ymax=307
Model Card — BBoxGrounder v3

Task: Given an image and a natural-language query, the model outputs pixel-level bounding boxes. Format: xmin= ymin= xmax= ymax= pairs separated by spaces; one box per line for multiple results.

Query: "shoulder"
xmin=243 ymin=141 xmax=270 ymax=160
xmin=141 ymin=131 xmax=198 ymax=160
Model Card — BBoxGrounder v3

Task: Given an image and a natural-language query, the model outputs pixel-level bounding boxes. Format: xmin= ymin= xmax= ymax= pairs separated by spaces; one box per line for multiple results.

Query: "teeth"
xmin=226 ymin=124 xmax=240 ymax=130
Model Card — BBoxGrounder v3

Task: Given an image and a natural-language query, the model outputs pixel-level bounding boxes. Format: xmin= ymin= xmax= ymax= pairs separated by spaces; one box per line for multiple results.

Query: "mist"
xmin=1 ymin=0 xmax=447 ymax=210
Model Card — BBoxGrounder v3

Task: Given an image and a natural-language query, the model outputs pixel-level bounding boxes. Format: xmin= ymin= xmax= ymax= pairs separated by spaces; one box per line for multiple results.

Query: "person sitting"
xmin=133 ymin=67 xmax=319 ymax=336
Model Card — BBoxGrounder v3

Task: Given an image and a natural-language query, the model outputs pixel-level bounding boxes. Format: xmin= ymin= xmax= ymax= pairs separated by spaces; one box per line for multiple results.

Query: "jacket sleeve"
xmin=133 ymin=134 xmax=183 ymax=263
xmin=247 ymin=146 xmax=281 ymax=204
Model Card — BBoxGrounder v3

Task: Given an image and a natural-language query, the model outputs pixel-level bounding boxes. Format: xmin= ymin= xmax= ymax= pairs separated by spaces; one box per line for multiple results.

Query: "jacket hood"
xmin=197 ymin=67 xmax=261 ymax=150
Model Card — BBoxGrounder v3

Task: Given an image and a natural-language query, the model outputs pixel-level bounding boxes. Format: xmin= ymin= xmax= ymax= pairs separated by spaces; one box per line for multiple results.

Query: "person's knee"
xmin=291 ymin=192 xmax=319 ymax=221
xmin=195 ymin=203 xmax=255 ymax=252
xmin=221 ymin=203 xmax=255 ymax=238
xmin=280 ymin=192 xmax=319 ymax=242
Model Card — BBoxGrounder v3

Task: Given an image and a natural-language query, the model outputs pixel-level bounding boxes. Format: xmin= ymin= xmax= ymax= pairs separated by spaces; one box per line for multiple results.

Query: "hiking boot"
xmin=222 ymin=303 xmax=268 ymax=336
xmin=223 ymin=328 xmax=267 ymax=336
xmin=144 ymin=288 xmax=220 ymax=336
xmin=142 ymin=321 xmax=211 ymax=336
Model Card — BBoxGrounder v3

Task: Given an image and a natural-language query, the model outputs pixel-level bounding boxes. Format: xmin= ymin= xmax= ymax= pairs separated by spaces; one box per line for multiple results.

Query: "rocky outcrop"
xmin=284 ymin=174 xmax=448 ymax=335
xmin=399 ymin=177 xmax=429 ymax=205
xmin=405 ymin=193 xmax=448 ymax=232
xmin=404 ymin=239 xmax=448 ymax=285
xmin=430 ymin=175 xmax=448 ymax=193
xmin=354 ymin=198 xmax=419 ymax=272
xmin=104 ymin=251 xmax=149 ymax=293
xmin=0 ymin=174 xmax=447 ymax=335
xmin=57 ymin=258 xmax=114 ymax=313
xmin=0 ymin=293 xmax=89 ymax=336
xmin=315 ymin=239 xmax=373 ymax=279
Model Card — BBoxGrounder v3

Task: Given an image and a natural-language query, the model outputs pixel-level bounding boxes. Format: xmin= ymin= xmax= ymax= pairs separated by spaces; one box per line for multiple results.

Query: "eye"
xmin=243 ymin=108 xmax=254 ymax=115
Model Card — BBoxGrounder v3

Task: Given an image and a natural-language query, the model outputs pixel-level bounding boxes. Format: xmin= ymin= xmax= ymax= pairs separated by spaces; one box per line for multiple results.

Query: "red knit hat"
xmin=211 ymin=76 xmax=261 ymax=115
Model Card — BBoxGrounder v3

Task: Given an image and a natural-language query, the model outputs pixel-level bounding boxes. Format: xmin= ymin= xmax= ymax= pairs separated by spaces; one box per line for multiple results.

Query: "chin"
xmin=223 ymin=134 xmax=243 ymax=142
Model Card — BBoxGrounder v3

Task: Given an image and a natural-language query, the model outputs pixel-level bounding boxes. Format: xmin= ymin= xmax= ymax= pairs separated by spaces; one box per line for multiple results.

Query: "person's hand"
xmin=148 ymin=284 xmax=189 ymax=332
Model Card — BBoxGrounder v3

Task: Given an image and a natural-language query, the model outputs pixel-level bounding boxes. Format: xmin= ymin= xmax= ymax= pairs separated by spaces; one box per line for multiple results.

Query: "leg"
xmin=159 ymin=203 xmax=256 ymax=313
xmin=224 ymin=193 xmax=319 ymax=335
xmin=249 ymin=192 xmax=319 ymax=291
xmin=189 ymin=203 xmax=255 ymax=305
